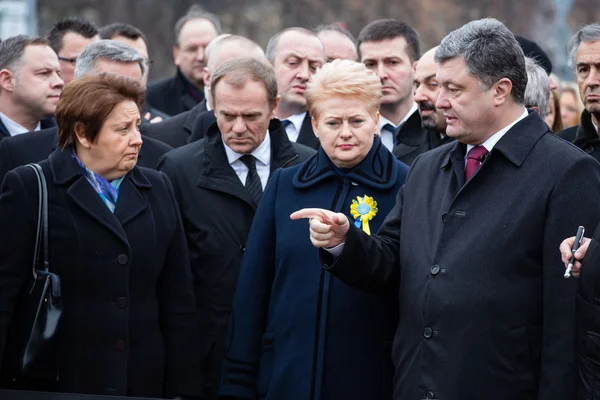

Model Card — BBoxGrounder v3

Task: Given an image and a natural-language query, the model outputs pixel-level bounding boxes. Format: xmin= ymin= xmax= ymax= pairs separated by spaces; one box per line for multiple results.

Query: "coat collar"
xmin=183 ymin=100 xmax=207 ymax=134
xmin=297 ymin=112 xmax=320 ymax=149
xmin=196 ymin=118 xmax=299 ymax=209
xmin=47 ymin=147 xmax=151 ymax=246
xmin=175 ymin=68 xmax=204 ymax=111
xmin=0 ymin=117 xmax=55 ymax=138
xmin=293 ymin=135 xmax=398 ymax=190
xmin=573 ymin=110 xmax=599 ymax=146
xmin=441 ymin=110 xmax=549 ymax=170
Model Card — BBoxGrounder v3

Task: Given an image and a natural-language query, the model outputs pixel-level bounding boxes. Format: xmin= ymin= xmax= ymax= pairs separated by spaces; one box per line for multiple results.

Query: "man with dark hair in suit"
xmin=265 ymin=27 xmax=326 ymax=149
xmin=159 ymin=58 xmax=315 ymax=400
xmin=147 ymin=34 xmax=264 ymax=147
xmin=357 ymin=19 xmax=427 ymax=164
xmin=146 ymin=6 xmax=221 ymax=117
xmin=0 ymin=35 xmax=63 ymax=143
xmin=292 ymin=18 xmax=600 ymax=400
xmin=0 ymin=40 xmax=171 ymax=183
xmin=46 ymin=17 xmax=99 ymax=84
xmin=99 ymin=22 xmax=169 ymax=123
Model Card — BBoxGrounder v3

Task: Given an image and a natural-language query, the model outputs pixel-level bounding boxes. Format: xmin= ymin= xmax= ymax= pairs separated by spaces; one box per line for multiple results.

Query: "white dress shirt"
xmin=464 ymin=108 xmax=529 ymax=165
xmin=282 ymin=112 xmax=307 ymax=143
xmin=593 ymin=120 xmax=599 ymax=135
xmin=222 ymin=131 xmax=271 ymax=190
xmin=204 ymin=87 xmax=212 ymax=111
xmin=0 ymin=112 xmax=40 ymax=136
xmin=378 ymin=103 xmax=418 ymax=151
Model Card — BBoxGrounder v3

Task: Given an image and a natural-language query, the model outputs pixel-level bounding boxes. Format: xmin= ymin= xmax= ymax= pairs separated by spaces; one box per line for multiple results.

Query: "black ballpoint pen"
xmin=565 ymin=226 xmax=585 ymax=279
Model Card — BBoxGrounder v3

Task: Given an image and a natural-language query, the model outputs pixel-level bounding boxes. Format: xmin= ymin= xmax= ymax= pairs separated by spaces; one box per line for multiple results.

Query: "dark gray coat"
xmin=322 ymin=112 xmax=600 ymax=400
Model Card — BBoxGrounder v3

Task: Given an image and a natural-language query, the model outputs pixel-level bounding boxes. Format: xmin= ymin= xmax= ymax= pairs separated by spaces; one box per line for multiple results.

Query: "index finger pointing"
xmin=290 ymin=208 xmax=330 ymax=221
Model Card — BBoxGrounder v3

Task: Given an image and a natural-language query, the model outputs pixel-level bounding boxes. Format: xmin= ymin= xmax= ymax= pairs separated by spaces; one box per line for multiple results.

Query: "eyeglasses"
xmin=58 ymin=56 xmax=77 ymax=64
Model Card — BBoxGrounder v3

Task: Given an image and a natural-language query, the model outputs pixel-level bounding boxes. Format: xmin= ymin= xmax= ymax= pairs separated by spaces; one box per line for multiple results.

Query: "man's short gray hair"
xmin=568 ymin=23 xmax=600 ymax=69
xmin=524 ymin=57 xmax=550 ymax=118
xmin=74 ymin=39 xmax=147 ymax=79
xmin=435 ymin=18 xmax=528 ymax=105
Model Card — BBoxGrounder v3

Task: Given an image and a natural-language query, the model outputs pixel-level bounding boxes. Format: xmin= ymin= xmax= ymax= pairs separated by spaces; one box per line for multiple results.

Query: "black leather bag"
xmin=19 ymin=164 xmax=63 ymax=378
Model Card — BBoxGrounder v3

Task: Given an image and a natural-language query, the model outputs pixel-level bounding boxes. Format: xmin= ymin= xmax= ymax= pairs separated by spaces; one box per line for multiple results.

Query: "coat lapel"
xmin=114 ymin=169 xmax=151 ymax=227
xmin=0 ymin=119 xmax=10 ymax=138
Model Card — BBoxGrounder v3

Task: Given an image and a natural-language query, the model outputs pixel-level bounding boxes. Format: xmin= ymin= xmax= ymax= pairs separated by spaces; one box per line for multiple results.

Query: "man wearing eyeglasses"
xmin=46 ymin=17 xmax=99 ymax=84
xmin=146 ymin=7 xmax=220 ymax=117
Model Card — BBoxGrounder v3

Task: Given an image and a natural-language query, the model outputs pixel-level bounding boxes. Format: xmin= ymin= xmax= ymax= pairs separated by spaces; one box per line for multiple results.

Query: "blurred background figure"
xmin=559 ymin=82 xmax=585 ymax=128
xmin=0 ymin=73 xmax=201 ymax=398
xmin=524 ymin=57 xmax=551 ymax=120
xmin=45 ymin=17 xmax=99 ymax=84
xmin=146 ymin=5 xmax=221 ymax=117
xmin=314 ymin=24 xmax=358 ymax=61
xmin=546 ymin=89 xmax=564 ymax=132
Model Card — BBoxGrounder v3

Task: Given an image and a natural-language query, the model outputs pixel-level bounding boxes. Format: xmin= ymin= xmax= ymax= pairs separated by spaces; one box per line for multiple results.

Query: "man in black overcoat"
xmin=292 ymin=19 xmax=600 ymax=400
xmin=159 ymin=58 xmax=315 ymax=400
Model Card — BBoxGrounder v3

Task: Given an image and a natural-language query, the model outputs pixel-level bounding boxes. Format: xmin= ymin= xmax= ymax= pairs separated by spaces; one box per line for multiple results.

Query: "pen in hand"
xmin=565 ymin=226 xmax=585 ymax=279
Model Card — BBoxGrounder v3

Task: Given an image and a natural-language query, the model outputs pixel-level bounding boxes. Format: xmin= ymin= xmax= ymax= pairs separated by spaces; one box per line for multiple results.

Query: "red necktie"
xmin=464 ymin=145 xmax=488 ymax=182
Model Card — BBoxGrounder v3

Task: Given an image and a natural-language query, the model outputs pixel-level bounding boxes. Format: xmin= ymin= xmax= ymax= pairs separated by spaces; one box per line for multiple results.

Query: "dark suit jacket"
xmin=0 ymin=127 xmax=172 ymax=185
xmin=0 ymin=118 xmax=56 ymax=144
xmin=392 ymin=109 xmax=442 ymax=165
xmin=0 ymin=149 xmax=201 ymax=398
xmin=158 ymin=119 xmax=315 ymax=397
xmin=321 ymin=112 xmax=600 ymax=399
xmin=187 ymin=111 xmax=321 ymax=150
xmin=143 ymin=100 xmax=207 ymax=148
xmin=558 ymin=110 xmax=600 ymax=163
xmin=146 ymin=69 xmax=204 ymax=117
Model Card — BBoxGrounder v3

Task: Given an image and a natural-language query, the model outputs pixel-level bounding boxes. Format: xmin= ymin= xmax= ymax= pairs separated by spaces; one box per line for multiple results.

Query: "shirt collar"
xmin=593 ymin=120 xmax=599 ymax=135
xmin=285 ymin=112 xmax=307 ymax=133
xmin=0 ymin=112 xmax=40 ymax=136
xmin=222 ymin=130 xmax=271 ymax=166
xmin=466 ymin=108 xmax=529 ymax=156
xmin=378 ymin=103 xmax=418 ymax=131
xmin=204 ymin=87 xmax=212 ymax=111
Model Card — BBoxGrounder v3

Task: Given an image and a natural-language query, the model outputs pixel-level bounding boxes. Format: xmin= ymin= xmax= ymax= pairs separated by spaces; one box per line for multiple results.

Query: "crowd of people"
xmin=0 ymin=4 xmax=599 ymax=400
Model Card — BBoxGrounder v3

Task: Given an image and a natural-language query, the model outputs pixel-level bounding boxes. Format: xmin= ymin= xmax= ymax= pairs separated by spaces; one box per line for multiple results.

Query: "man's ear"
xmin=203 ymin=67 xmax=211 ymax=88
xmin=173 ymin=46 xmax=180 ymax=66
xmin=493 ymin=78 xmax=513 ymax=106
xmin=74 ymin=122 xmax=91 ymax=149
xmin=270 ymin=95 xmax=281 ymax=120
xmin=0 ymin=69 xmax=15 ymax=92
xmin=311 ymin=116 xmax=319 ymax=138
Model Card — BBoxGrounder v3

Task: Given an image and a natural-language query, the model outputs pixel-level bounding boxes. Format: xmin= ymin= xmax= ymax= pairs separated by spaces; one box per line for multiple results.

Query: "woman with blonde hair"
xmin=560 ymin=82 xmax=585 ymax=128
xmin=220 ymin=59 xmax=409 ymax=400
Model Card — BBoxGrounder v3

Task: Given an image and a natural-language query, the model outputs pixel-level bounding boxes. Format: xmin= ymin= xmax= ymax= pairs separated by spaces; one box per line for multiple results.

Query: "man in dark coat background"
xmin=0 ymin=40 xmax=171 ymax=183
xmin=146 ymin=35 xmax=264 ymax=148
xmin=146 ymin=7 xmax=220 ymax=117
xmin=558 ymin=23 xmax=600 ymax=163
xmin=292 ymin=18 xmax=600 ymax=400
xmin=159 ymin=58 xmax=315 ymax=400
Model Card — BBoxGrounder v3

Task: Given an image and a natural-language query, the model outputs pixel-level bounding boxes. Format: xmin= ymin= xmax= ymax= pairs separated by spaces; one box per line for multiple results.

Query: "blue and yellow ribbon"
xmin=350 ymin=195 xmax=378 ymax=235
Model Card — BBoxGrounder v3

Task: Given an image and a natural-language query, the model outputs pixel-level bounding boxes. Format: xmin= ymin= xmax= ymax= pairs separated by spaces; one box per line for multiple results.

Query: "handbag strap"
xmin=25 ymin=164 xmax=49 ymax=275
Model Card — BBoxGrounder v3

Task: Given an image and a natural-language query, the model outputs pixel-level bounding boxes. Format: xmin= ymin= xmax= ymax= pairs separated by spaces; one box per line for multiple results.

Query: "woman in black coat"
xmin=0 ymin=74 xmax=201 ymax=398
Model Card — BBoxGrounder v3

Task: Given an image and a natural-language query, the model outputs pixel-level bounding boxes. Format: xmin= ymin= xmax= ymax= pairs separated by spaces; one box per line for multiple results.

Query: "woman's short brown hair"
xmin=56 ymin=73 xmax=145 ymax=148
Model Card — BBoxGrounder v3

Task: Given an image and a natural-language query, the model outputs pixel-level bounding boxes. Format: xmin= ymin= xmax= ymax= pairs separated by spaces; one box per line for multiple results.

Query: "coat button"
xmin=239 ymin=244 xmax=246 ymax=251
xmin=441 ymin=212 xmax=448 ymax=222
xmin=117 ymin=254 xmax=128 ymax=265
xmin=115 ymin=340 xmax=126 ymax=352
xmin=425 ymin=391 xmax=435 ymax=399
xmin=430 ymin=265 xmax=440 ymax=275
xmin=585 ymin=146 xmax=594 ymax=154
xmin=424 ymin=327 xmax=433 ymax=338
xmin=116 ymin=297 xmax=128 ymax=308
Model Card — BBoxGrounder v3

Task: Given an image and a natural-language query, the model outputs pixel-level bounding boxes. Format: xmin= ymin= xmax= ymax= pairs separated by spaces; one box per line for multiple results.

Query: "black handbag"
xmin=18 ymin=163 xmax=63 ymax=378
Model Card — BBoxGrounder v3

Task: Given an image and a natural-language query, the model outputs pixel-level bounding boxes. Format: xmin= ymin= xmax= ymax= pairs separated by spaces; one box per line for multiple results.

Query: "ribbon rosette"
xmin=350 ymin=195 xmax=378 ymax=235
